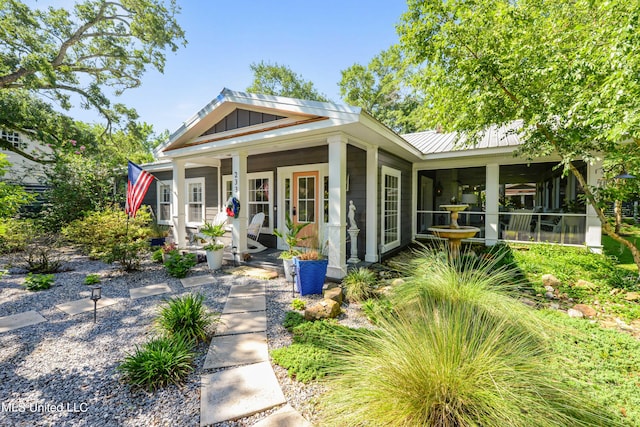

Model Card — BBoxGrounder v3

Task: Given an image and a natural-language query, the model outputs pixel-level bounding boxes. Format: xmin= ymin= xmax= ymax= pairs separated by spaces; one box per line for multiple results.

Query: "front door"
xmin=292 ymin=171 xmax=319 ymax=246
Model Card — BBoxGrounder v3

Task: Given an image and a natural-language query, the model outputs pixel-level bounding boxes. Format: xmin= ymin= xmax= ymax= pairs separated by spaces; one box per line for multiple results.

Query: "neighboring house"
xmin=0 ymin=129 xmax=50 ymax=193
xmin=141 ymin=89 xmax=603 ymax=279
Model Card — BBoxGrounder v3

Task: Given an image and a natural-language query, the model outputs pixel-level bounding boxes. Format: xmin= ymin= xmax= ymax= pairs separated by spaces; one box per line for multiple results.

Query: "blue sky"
xmin=40 ymin=1 xmax=409 ymax=135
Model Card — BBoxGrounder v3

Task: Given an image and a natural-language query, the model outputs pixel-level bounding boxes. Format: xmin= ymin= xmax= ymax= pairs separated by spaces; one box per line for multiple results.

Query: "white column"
xmin=485 ymin=163 xmax=500 ymax=245
xmin=327 ymin=135 xmax=347 ymax=279
xmin=586 ymin=159 xmax=603 ymax=253
xmin=365 ymin=145 xmax=379 ymax=262
xmin=171 ymin=158 xmax=186 ymax=247
xmin=231 ymin=152 xmax=248 ymax=255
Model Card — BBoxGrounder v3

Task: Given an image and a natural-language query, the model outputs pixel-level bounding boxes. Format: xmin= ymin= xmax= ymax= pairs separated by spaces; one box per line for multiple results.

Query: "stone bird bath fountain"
xmin=428 ymin=204 xmax=480 ymax=259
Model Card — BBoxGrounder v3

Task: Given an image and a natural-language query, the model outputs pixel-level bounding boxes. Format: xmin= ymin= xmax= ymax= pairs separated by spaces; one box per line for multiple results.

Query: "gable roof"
xmin=154 ymin=88 xmax=363 ymax=157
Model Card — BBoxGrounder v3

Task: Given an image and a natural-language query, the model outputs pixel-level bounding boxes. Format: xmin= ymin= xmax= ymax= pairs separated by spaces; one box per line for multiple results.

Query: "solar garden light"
xmin=90 ymin=286 xmax=102 ymax=323
xmin=232 ymin=246 xmax=238 ymax=267
xmin=290 ymin=268 xmax=297 ymax=298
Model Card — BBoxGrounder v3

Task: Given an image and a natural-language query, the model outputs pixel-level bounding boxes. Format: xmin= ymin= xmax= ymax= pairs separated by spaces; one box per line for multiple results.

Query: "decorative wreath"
xmin=226 ymin=196 xmax=240 ymax=218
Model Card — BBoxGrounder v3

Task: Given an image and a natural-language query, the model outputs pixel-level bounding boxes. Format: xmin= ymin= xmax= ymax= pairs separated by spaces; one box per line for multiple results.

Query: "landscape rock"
xmin=572 ymin=304 xmax=597 ymax=318
xmin=542 ymin=274 xmax=562 ymax=288
xmin=624 ymin=292 xmax=640 ymax=301
xmin=574 ymin=279 xmax=596 ymax=290
xmin=391 ymin=278 xmax=405 ymax=287
xmin=520 ymin=298 xmax=537 ymax=308
xmin=304 ymin=299 xmax=341 ymax=320
xmin=567 ymin=308 xmax=584 ymax=318
xmin=544 ymin=291 xmax=555 ymax=300
xmin=544 ymin=285 xmax=555 ymax=293
xmin=323 ymin=287 xmax=343 ymax=304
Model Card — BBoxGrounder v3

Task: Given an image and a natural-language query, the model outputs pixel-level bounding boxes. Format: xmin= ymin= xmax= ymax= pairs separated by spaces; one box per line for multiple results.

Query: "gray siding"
xmin=379 ymin=149 xmax=413 ymax=259
xmin=346 ymin=145 xmax=367 ymax=260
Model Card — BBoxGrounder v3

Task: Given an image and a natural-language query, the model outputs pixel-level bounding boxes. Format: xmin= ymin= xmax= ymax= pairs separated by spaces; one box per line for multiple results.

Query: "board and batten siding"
xmin=378 ymin=149 xmax=413 ymax=258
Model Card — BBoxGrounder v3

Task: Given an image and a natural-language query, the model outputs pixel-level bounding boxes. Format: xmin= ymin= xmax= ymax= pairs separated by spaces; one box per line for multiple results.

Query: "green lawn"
xmin=602 ymin=223 xmax=640 ymax=271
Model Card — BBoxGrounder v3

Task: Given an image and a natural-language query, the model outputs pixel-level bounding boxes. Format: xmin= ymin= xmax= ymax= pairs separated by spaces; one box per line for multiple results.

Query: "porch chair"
xmin=502 ymin=209 xmax=533 ymax=241
xmin=246 ymin=212 xmax=267 ymax=253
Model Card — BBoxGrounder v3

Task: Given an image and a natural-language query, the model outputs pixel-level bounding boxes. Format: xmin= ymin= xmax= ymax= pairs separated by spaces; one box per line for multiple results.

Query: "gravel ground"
xmin=0 ymin=250 xmax=371 ymax=427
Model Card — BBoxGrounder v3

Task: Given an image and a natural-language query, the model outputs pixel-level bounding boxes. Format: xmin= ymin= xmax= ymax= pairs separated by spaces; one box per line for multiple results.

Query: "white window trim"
xmin=247 ymin=171 xmax=274 ymax=233
xmin=381 ymin=165 xmax=401 ymax=252
xmin=185 ymin=177 xmax=205 ymax=227
xmin=156 ymin=180 xmax=172 ymax=225
xmin=222 ymin=174 xmax=233 ymax=206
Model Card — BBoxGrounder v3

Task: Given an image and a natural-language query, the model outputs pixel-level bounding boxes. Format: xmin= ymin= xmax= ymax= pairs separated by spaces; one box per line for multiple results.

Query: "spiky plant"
xmin=342 ymin=267 xmax=378 ymax=302
xmin=319 ymin=297 xmax=619 ymax=426
xmin=156 ymin=293 xmax=214 ymax=343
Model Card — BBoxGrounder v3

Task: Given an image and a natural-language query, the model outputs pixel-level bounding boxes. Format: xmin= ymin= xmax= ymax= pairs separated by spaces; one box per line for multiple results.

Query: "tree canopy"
xmin=398 ymin=0 xmax=640 ymax=268
xmin=0 ymin=0 xmax=185 ymax=160
xmin=246 ymin=61 xmax=329 ymax=102
xmin=339 ymin=46 xmax=422 ymax=134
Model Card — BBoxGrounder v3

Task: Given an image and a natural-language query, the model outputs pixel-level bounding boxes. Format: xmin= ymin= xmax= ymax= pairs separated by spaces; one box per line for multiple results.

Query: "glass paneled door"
xmin=292 ymin=171 xmax=319 ymax=245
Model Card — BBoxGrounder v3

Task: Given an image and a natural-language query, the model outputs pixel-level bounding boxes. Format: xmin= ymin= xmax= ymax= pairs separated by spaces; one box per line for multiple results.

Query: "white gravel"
xmin=0 ymin=250 xmax=371 ymax=426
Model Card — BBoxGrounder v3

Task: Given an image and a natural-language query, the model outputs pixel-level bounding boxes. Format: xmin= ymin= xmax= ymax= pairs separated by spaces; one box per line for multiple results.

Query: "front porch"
xmin=414 ymin=159 xmax=603 ymax=250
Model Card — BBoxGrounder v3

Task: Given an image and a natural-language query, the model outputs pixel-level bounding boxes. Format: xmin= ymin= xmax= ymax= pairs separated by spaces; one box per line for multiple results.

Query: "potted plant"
xmin=149 ymin=223 xmax=170 ymax=247
xmin=293 ymin=240 xmax=328 ymax=296
xmin=274 ymin=213 xmax=309 ymax=282
xmin=199 ymin=222 xmax=226 ymax=270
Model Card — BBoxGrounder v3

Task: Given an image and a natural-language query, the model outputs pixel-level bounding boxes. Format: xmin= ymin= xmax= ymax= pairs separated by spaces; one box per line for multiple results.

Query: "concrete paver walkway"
xmin=129 ymin=283 xmax=172 ymax=299
xmin=200 ymin=278 xmax=312 ymax=426
xmin=0 ymin=310 xmax=47 ymax=333
xmin=54 ymin=297 xmax=119 ymax=316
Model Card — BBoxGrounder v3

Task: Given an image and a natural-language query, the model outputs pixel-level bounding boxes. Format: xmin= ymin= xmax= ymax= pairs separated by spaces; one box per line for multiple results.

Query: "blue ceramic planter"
xmin=293 ymin=257 xmax=328 ymax=295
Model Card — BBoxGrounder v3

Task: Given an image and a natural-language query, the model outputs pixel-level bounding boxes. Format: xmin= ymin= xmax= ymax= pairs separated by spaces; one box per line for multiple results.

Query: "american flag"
xmin=126 ymin=161 xmax=155 ymax=217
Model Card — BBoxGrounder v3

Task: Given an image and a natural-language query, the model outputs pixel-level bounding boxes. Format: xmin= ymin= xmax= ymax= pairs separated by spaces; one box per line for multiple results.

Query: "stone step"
xmin=129 ymin=283 xmax=172 ymax=299
xmin=203 ymin=331 xmax=268 ymax=369
xmin=180 ymin=275 xmax=214 ymax=288
xmin=251 ymin=404 xmax=313 ymax=427
xmin=200 ymin=362 xmax=286 ymax=426
xmin=222 ymin=295 xmax=266 ymax=314
xmin=227 ymin=282 xmax=266 ymax=298
xmin=0 ymin=310 xmax=47 ymax=333
xmin=55 ymin=297 xmax=119 ymax=316
xmin=215 ymin=311 xmax=267 ymax=336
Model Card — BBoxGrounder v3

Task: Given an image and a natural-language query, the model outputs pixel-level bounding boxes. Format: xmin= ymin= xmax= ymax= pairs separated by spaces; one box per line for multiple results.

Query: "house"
xmin=141 ymin=89 xmax=603 ymax=278
xmin=0 ymin=129 xmax=50 ymax=193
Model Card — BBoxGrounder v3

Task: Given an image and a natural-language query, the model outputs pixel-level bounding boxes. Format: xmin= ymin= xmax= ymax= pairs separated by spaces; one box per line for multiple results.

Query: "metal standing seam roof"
xmin=401 ymin=121 xmax=524 ymax=155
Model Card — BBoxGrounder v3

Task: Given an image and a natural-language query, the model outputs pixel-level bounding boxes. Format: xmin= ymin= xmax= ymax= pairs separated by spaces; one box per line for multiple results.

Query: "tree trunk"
xmin=614 ymin=199 xmax=623 ymax=234
xmin=569 ymin=163 xmax=640 ymax=271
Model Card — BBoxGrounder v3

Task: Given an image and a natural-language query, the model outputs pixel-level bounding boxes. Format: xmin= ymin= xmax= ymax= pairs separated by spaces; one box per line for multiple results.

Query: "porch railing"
xmin=416 ymin=210 xmax=587 ymax=245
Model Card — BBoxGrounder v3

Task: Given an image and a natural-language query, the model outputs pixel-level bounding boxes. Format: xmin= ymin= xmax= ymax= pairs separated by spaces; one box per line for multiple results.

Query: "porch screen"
xmin=382 ymin=166 xmax=401 ymax=251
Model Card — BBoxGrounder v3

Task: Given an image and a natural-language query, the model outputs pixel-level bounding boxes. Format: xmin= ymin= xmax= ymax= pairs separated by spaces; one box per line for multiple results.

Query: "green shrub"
xmin=361 ymin=298 xmax=393 ymax=325
xmin=117 ymin=334 xmax=195 ymax=391
xmin=23 ymin=273 xmax=55 ymax=291
xmin=291 ymin=298 xmax=306 ymax=310
xmin=283 ymin=311 xmax=305 ymax=331
xmin=319 ymin=298 xmax=618 ymax=427
xmin=17 ymin=233 xmax=65 ymax=273
xmin=84 ymin=274 xmax=101 ymax=285
xmin=342 ymin=267 xmax=378 ymax=302
xmin=0 ymin=218 xmax=40 ymax=254
xmin=151 ymin=248 xmax=164 ymax=263
xmin=270 ymin=344 xmax=334 ymax=383
xmin=157 ymin=293 xmax=213 ymax=343
xmin=164 ymin=252 xmax=197 ymax=278
xmin=62 ymin=207 xmax=151 ymax=270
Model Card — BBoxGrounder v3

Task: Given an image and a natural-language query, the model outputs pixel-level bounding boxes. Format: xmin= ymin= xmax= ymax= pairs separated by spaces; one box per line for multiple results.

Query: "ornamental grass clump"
xmin=157 ymin=293 xmax=214 ymax=344
xmin=342 ymin=267 xmax=378 ymax=302
xmin=117 ymin=333 xmax=195 ymax=391
xmin=319 ymin=297 xmax=617 ymax=427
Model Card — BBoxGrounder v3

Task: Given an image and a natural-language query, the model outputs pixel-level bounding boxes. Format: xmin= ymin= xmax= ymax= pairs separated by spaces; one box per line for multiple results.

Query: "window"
xmin=1 ymin=130 xmax=27 ymax=150
xmin=157 ymin=181 xmax=172 ymax=224
xmin=222 ymin=175 xmax=233 ymax=204
xmin=381 ymin=166 xmax=401 ymax=252
xmin=248 ymin=172 xmax=273 ymax=232
xmin=185 ymin=178 xmax=205 ymax=226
